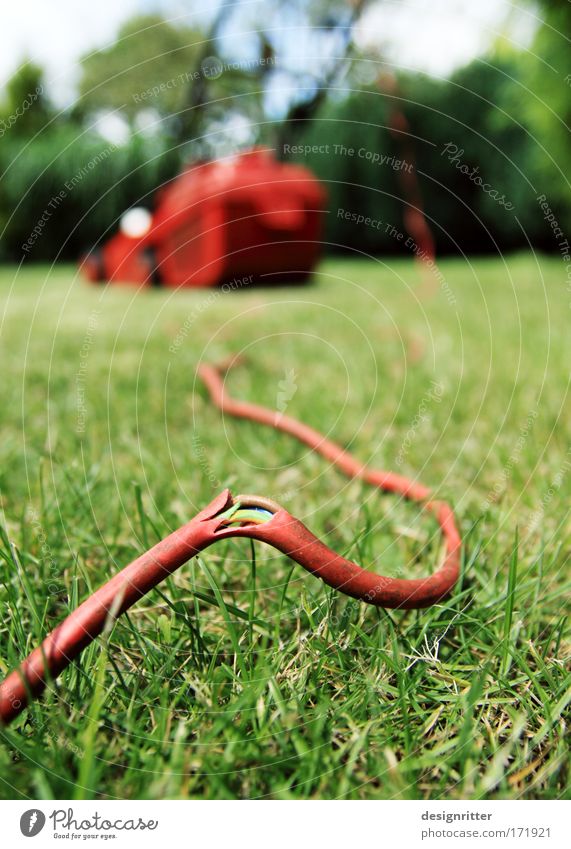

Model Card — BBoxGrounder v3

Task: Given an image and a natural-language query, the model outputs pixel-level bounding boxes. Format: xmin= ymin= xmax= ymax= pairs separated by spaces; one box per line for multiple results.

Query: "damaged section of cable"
xmin=0 ymin=358 xmax=460 ymax=726
xmin=197 ymin=358 xmax=460 ymax=609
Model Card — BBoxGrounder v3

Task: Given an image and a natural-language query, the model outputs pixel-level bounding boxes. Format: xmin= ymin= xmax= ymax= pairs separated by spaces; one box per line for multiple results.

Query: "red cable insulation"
xmin=0 ymin=359 xmax=460 ymax=725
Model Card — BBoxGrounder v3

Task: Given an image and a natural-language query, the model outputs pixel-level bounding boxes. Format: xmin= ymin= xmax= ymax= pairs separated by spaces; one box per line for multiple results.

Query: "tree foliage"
xmin=295 ymin=54 xmax=568 ymax=254
xmin=0 ymin=62 xmax=52 ymax=138
xmin=2 ymin=7 xmax=571 ymax=261
xmin=519 ymin=3 xmax=571 ymax=230
xmin=78 ymin=15 xmax=203 ymax=122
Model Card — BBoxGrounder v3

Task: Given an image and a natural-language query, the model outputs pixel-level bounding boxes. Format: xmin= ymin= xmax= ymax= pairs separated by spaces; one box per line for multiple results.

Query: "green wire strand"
xmin=217 ymin=502 xmax=274 ymax=525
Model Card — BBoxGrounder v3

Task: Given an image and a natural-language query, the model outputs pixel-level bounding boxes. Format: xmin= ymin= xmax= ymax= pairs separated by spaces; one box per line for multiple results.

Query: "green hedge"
xmin=0 ymin=125 xmax=180 ymax=262
xmin=1 ymin=56 xmax=569 ymax=262
xmin=294 ymin=58 xmax=569 ymax=254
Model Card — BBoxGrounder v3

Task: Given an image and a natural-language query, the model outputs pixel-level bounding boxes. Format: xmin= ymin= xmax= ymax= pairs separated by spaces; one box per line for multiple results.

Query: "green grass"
xmin=0 ymin=253 xmax=569 ymax=800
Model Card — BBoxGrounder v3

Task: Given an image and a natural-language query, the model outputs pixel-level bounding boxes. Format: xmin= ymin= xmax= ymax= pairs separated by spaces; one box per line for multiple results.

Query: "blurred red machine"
xmin=81 ymin=148 xmax=326 ymax=287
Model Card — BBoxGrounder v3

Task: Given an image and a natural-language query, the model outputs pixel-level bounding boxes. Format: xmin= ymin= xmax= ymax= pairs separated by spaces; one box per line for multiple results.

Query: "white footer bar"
xmin=0 ymin=799 xmax=568 ymax=848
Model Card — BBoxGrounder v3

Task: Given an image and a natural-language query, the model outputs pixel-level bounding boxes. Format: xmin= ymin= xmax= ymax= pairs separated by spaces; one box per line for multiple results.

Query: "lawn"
xmin=0 ymin=253 xmax=569 ymax=800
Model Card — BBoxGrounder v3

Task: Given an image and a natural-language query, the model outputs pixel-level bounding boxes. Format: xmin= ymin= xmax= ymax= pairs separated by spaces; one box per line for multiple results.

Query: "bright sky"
xmin=0 ymin=0 xmax=536 ymax=103
xmin=355 ymin=0 xmax=537 ymax=76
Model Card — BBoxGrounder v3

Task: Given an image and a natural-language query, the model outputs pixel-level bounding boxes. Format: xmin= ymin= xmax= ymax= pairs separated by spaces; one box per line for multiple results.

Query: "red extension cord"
xmin=0 ymin=358 xmax=460 ymax=725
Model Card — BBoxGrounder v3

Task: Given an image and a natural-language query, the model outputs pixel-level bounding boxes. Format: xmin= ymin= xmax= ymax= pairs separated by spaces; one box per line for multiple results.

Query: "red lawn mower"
xmin=81 ymin=147 xmax=326 ymax=287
